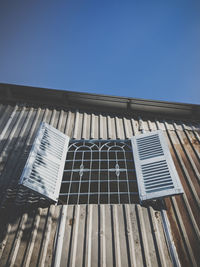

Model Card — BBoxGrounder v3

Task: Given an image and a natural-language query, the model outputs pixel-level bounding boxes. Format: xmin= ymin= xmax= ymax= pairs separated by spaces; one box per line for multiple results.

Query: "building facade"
xmin=0 ymin=83 xmax=199 ymax=267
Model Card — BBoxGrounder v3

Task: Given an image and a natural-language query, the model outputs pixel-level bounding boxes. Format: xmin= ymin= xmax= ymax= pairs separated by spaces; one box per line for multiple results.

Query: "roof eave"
xmin=0 ymin=83 xmax=199 ymax=120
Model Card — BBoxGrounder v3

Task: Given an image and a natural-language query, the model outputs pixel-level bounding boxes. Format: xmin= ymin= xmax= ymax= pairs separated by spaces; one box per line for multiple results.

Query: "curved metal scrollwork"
xmin=60 ymin=140 xmax=137 ymax=205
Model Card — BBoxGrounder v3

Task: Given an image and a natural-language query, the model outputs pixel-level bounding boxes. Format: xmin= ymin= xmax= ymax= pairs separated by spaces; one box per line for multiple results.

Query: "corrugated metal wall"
xmin=57 ymin=204 xmax=172 ymax=267
xmin=0 ymin=103 xmax=199 ymax=266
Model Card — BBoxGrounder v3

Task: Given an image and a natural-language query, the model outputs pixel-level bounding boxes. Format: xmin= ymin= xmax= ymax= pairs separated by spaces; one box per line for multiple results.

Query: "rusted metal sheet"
xmin=0 ymin=101 xmax=199 ymax=266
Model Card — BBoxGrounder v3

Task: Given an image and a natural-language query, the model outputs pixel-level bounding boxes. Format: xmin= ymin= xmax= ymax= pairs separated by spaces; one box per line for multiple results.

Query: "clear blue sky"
xmin=0 ymin=1 xmax=200 ymax=104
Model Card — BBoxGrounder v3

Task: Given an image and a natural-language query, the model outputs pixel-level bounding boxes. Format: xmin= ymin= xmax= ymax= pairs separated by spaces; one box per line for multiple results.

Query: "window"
xmin=59 ymin=140 xmax=139 ymax=204
xmin=19 ymin=123 xmax=184 ymax=204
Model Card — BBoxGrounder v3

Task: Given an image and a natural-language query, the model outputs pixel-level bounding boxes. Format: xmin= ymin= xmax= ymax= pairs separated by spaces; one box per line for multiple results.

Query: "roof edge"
xmin=0 ymin=83 xmax=199 ymax=120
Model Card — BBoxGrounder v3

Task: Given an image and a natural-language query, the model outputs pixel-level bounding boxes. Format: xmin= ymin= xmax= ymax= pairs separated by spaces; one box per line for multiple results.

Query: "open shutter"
xmin=19 ymin=122 xmax=69 ymax=202
xmin=131 ymin=130 xmax=184 ymax=202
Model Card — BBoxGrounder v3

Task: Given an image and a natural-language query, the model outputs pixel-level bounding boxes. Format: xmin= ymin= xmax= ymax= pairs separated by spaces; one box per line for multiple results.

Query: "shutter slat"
xmin=19 ymin=122 xmax=69 ymax=202
xmin=131 ymin=130 xmax=184 ymax=202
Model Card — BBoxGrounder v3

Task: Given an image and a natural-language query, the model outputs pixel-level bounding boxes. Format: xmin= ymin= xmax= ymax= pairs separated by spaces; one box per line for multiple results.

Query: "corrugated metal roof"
xmin=0 ymin=100 xmax=199 ymax=266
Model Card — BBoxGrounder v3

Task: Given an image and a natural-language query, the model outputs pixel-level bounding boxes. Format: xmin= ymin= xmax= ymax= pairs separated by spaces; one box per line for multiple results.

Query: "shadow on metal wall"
xmin=0 ymin=136 xmax=52 ymax=244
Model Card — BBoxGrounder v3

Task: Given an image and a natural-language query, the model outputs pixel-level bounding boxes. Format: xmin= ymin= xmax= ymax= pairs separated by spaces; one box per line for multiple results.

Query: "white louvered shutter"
xmin=19 ymin=122 xmax=69 ymax=202
xmin=131 ymin=130 xmax=184 ymax=202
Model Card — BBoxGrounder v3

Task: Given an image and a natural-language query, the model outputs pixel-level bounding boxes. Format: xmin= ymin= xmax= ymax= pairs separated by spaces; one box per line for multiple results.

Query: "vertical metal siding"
xmin=56 ymin=204 xmax=172 ymax=267
xmin=0 ymin=103 xmax=199 ymax=266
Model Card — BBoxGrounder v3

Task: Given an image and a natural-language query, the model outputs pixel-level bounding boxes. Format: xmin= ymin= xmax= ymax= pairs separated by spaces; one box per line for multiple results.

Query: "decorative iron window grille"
xmin=59 ymin=140 xmax=139 ymax=204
